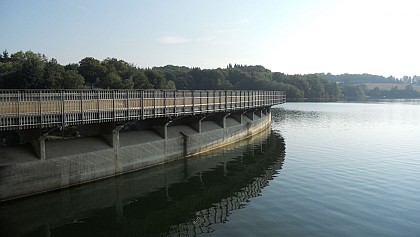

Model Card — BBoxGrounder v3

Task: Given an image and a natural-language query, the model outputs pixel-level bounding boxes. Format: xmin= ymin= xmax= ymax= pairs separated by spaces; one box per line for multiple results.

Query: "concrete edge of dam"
xmin=0 ymin=107 xmax=272 ymax=202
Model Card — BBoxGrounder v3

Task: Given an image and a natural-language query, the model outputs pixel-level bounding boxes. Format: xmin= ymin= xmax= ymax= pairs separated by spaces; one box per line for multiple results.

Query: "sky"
xmin=1 ymin=0 xmax=419 ymax=77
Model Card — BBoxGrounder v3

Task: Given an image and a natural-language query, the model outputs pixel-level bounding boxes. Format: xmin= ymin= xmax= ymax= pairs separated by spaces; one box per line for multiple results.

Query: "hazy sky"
xmin=1 ymin=0 xmax=419 ymax=77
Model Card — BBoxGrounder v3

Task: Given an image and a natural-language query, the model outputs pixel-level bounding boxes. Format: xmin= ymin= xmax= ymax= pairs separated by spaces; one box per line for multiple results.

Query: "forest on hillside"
xmin=317 ymin=73 xmax=420 ymax=85
xmin=0 ymin=50 xmax=340 ymax=101
xmin=317 ymin=73 xmax=420 ymax=100
xmin=1 ymin=50 xmax=419 ymax=101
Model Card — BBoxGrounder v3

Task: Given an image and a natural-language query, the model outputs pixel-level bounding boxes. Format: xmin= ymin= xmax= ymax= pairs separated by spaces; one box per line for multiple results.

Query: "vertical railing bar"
xmin=112 ymin=90 xmax=116 ymax=121
xmin=183 ymin=90 xmax=186 ymax=113
xmin=97 ymin=90 xmax=100 ymax=122
xmin=164 ymin=90 xmax=167 ymax=116
xmin=17 ymin=91 xmax=21 ymax=129
xmin=39 ymin=91 xmax=42 ymax=128
xmin=126 ymin=90 xmax=129 ymax=119
xmin=153 ymin=90 xmax=156 ymax=118
xmin=199 ymin=91 xmax=202 ymax=113
xmin=192 ymin=90 xmax=195 ymax=115
xmin=61 ymin=90 xmax=64 ymax=128
xmin=246 ymin=91 xmax=249 ymax=108
xmin=80 ymin=90 xmax=84 ymax=124
xmin=239 ymin=91 xmax=241 ymax=109
xmin=251 ymin=91 xmax=254 ymax=108
xmin=141 ymin=90 xmax=145 ymax=120
xmin=225 ymin=90 xmax=228 ymax=111
xmin=174 ymin=90 xmax=177 ymax=115
xmin=213 ymin=90 xmax=216 ymax=111
xmin=206 ymin=90 xmax=209 ymax=112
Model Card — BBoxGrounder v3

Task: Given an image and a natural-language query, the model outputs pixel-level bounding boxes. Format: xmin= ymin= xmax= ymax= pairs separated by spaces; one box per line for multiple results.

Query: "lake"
xmin=1 ymin=101 xmax=420 ymax=236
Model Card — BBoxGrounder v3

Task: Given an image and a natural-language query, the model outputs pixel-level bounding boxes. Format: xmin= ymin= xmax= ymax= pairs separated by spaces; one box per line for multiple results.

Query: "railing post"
xmin=141 ymin=90 xmax=145 ymax=120
xmin=239 ymin=91 xmax=242 ymax=109
xmin=153 ymin=90 xmax=156 ymax=117
xmin=174 ymin=90 xmax=177 ymax=114
xmin=183 ymin=90 xmax=186 ymax=113
xmin=17 ymin=91 xmax=21 ymax=129
xmin=199 ymin=91 xmax=202 ymax=112
xmin=61 ymin=90 xmax=65 ymax=128
xmin=214 ymin=90 xmax=217 ymax=111
xmin=247 ymin=90 xmax=249 ymax=108
xmin=112 ymin=90 xmax=116 ymax=121
xmin=230 ymin=91 xmax=233 ymax=109
xmin=39 ymin=91 xmax=42 ymax=128
xmin=80 ymin=91 xmax=85 ymax=124
xmin=251 ymin=91 xmax=254 ymax=108
xmin=97 ymin=90 xmax=100 ymax=122
xmin=126 ymin=90 xmax=129 ymax=119
xmin=164 ymin=90 xmax=167 ymax=115
xmin=192 ymin=90 xmax=195 ymax=115
xmin=225 ymin=90 xmax=228 ymax=111
xmin=206 ymin=90 xmax=209 ymax=112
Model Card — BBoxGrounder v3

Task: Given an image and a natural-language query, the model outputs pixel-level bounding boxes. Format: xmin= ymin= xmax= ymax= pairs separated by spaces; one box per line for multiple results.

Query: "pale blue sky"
xmin=1 ymin=0 xmax=419 ymax=77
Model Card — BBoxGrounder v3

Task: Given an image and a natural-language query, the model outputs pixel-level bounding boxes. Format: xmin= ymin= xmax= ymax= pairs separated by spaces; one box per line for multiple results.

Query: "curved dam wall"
xmin=0 ymin=107 xmax=272 ymax=201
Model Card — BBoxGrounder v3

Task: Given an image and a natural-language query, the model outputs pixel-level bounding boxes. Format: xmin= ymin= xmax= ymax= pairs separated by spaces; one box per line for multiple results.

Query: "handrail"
xmin=0 ymin=90 xmax=286 ymax=131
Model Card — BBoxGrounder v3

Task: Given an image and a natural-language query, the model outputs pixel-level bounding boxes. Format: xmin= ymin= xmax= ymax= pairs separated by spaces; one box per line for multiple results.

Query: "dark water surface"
xmin=2 ymin=102 xmax=420 ymax=236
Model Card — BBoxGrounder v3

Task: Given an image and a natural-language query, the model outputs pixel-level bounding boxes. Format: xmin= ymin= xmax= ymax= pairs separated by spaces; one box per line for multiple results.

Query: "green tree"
xmin=165 ymin=80 xmax=176 ymax=89
xmin=342 ymin=85 xmax=366 ymax=101
xmin=132 ymin=71 xmax=153 ymax=89
xmin=144 ymin=69 xmax=166 ymax=89
xmin=43 ymin=58 xmax=64 ymax=88
xmin=368 ymin=87 xmax=382 ymax=98
xmin=78 ymin=57 xmax=106 ymax=86
xmin=0 ymin=49 xmax=9 ymax=62
xmin=95 ymin=72 xmax=128 ymax=89
xmin=61 ymin=70 xmax=85 ymax=89
xmin=16 ymin=51 xmax=47 ymax=89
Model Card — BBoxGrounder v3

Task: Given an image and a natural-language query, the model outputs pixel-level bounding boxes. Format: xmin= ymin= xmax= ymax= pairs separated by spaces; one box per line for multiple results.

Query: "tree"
xmin=78 ymin=57 xmax=106 ymax=86
xmin=165 ymin=80 xmax=176 ymax=89
xmin=1 ymin=49 xmax=9 ymax=61
xmin=95 ymin=72 xmax=133 ymax=89
xmin=64 ymin=63 xmax=79 ymax=71
xmin=368 ymin=87 xmax=382 ymax=98
xmin=43 ymin=58 xmax=64 ymax=88
xmin=132 ymin=71 xmax=153 ymax=89
xmin=61 ymin=70 xmax=85 ymax=89
xmin=16 ymin=51 xmax=47 ymax=89
xmin=342 ymin=85 xmax=366 ymax=101
xmin=144 ymin=69 xmax=166 ymax=89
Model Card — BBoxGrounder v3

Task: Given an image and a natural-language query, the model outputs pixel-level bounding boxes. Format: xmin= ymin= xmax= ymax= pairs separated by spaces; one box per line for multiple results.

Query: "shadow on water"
xmin=0 ymin=130 xmax=286 ymax=237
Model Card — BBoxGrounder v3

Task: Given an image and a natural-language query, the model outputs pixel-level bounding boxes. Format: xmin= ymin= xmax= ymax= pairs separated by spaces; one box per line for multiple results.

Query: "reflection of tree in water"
xmin=160 ymin=132 xmax=285 ymax=236
xmin=0 ymin=131 xmax=285 ymax=237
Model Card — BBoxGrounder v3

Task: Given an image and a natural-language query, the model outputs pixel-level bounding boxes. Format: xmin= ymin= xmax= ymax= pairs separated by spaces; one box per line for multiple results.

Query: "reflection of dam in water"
xmin=0 ymin=130 xmax=285 ymax=237
xmin=163 ymin=151 xmax=283 ymax=237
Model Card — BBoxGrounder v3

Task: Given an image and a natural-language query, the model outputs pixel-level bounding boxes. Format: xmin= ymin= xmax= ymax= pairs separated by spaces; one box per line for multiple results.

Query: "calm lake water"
xmin=1 ymin=102 xmax=420 ymax=236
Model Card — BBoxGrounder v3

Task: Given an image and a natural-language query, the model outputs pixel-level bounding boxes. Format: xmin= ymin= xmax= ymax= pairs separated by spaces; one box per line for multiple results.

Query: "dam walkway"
xmin=0 ymin=89 xmax=285 ymax=131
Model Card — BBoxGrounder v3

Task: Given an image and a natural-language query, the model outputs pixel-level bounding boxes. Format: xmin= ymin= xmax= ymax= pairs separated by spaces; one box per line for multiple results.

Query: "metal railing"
xmin=0 ymin=90 xmax=286 ymax=131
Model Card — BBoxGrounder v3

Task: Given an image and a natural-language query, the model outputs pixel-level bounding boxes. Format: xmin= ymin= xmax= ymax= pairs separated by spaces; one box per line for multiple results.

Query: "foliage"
xmin=318 ymin=73 xmax=420 ymax=100
xmin=318 ymin=73 xmax=397 ymax=84
xmin=366 ymin=85 xmax=420 ymax=99
xmin=0 ymin=50 xmax=382 ymax=101
xmin=0 ymin=50 xmax=343 ymax=101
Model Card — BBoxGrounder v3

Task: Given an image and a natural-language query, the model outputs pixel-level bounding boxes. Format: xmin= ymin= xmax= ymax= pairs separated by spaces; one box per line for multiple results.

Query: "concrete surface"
xmin=0 ymin=109 xmax=272 ymax=201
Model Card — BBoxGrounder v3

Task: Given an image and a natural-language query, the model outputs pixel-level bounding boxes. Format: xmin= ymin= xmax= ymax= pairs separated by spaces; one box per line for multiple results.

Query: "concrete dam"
xmin=0 ymin=89 xmax=285 ymax=201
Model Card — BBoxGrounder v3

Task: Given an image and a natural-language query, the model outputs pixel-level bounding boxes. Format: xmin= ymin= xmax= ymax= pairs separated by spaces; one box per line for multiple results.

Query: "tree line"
xmin=0 ymin=50 xmax=341 ymax=101
xmin=340 ymin=84 xmax=420 ymax=100
xmin=317 ymin=73 xmax=420 ymax=85
xmin=2 ymin=50 xmax=418 ymax=101
xmin=317 ymin=73 xmax=420 ymax=100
